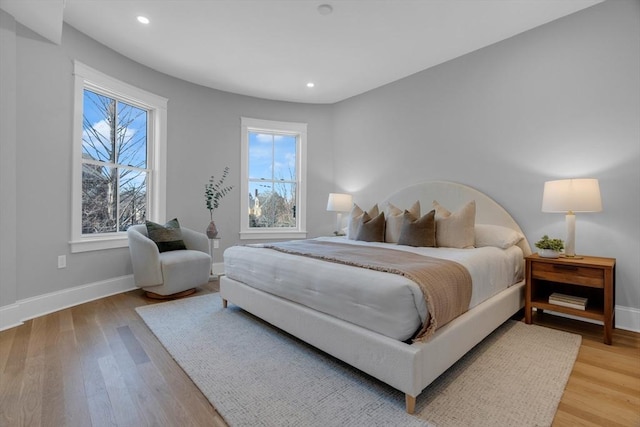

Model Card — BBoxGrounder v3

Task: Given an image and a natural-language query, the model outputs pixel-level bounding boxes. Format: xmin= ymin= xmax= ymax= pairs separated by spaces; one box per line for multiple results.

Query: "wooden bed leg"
xmin=405 ymin=394 xmax=416 ymax=414
xmin=222 ymin=298 xmax=228 ymax=308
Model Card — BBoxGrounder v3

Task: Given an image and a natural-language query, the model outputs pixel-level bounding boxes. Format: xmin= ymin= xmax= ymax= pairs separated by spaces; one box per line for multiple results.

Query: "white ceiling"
xmin=5 ymin=0 xmax=603 ymax=104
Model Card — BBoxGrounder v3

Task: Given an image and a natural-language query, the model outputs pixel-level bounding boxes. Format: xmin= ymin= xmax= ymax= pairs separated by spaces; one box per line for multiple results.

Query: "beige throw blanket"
xmin=263 ymin=240 xmax=472 ymax=342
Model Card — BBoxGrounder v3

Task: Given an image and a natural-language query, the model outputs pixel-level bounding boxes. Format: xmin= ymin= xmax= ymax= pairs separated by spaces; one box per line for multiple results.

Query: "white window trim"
xmin=70 ymin=61 xmax=167 ymax=253
xmin=240 ymin=117 xmax=307 ymax=240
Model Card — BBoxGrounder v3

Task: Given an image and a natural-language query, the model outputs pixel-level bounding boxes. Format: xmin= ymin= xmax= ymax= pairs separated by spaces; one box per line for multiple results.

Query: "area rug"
xmin=136 ymin=294 xmax=581 ymax=427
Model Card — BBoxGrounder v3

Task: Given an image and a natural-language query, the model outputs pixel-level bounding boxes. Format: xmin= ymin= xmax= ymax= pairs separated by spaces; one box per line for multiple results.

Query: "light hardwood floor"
xmin=1 ymin=281 xmax=638 ymax=426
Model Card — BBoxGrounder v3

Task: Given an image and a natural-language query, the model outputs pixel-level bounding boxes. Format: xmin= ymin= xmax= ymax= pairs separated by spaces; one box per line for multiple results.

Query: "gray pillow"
xmin=397 ymin=209 xmax=436 ymax=247
xmin=347 ymin=203 xmax=379 ymax=240
xmin=385 ymin=200 xmax=420 ymax=243
xmin=145 ymin=218 xmax=187 ymax=252
xmin=355 ymin=211 xmax=386 ymax=242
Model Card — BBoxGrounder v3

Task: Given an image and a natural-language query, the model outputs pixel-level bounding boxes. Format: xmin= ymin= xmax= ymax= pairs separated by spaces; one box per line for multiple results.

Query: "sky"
xmin=248 ymin=131 xmax=296 ymax=181
xmin=82 ymin=89 xmax=147 ymax=169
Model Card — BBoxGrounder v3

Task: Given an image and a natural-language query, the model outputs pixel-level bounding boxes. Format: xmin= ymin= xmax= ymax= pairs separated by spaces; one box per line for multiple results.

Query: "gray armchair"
xmin=127 ymin=224 xmax=211 ymax=298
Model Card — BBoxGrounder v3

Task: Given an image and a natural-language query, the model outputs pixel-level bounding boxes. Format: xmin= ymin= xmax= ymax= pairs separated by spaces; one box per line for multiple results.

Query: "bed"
xmin=220 ymin=181 xmax=532 ymax=413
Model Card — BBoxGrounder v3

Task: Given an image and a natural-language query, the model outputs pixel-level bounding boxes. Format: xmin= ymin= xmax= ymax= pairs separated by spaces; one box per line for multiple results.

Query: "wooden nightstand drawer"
xmin=531 ymin=262 xmax=604 ymax=288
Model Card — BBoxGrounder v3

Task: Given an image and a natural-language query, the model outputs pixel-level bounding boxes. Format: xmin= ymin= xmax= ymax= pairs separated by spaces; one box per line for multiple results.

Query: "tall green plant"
xmin=205 ymin=166 xmax=233 ymax=220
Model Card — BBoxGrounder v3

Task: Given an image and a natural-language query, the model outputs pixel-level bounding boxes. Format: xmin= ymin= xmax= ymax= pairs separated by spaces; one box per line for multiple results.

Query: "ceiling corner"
xmin=0 ymin=0 xmax=64 ymax=44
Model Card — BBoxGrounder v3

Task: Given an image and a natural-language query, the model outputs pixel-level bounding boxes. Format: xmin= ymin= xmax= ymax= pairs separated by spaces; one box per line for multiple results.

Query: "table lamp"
xmin=541 ymin=178 xmax=602 ymax=257
xmin=326 ymin=193 xmax=353 ymax=235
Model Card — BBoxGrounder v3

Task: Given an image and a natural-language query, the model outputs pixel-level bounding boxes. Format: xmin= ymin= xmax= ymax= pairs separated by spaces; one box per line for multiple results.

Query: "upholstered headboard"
xmin=381 ymin=181 xmax=532 ymax=256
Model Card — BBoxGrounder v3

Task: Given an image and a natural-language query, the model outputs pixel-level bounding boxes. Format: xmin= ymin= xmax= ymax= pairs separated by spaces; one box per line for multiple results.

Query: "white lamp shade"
xmin=542 ymin=179 xmax=602 ymax=213
xmin=326 ymin=193 xmax=353 ymax=212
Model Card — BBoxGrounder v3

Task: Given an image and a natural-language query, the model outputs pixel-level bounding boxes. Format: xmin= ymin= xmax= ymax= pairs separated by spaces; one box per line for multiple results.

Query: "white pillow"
xmin=385 ymin=200 xmax=420 ymax=243
xmin=433 ymin=200 xmax=476 ymax=249
xmin=475 ymin=224 xmax=524 ymax=249
xmin=347 ymin=203 xmax=379 ymax=240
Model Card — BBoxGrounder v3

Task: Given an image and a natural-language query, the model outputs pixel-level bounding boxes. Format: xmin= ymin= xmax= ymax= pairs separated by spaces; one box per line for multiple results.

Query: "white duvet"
xmin=223 ymin=237 xmax=524 ymax=341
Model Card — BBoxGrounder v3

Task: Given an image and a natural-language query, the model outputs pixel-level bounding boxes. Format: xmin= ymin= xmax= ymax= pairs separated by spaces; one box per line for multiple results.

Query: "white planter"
xmin=538 ymin=249 xmax=561 ymax=258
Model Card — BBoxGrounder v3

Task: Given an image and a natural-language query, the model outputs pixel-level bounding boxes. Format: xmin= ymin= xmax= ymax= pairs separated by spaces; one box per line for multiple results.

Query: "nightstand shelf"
xmin=529 ymin=299 xmax=604 ymax=321
xmin=525 ymin=254 xmax=616 ymax=344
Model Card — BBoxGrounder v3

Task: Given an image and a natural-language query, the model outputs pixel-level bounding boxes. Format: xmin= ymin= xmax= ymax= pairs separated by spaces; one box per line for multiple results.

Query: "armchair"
xmin=127 ymin=224 xmax=211 ymax=299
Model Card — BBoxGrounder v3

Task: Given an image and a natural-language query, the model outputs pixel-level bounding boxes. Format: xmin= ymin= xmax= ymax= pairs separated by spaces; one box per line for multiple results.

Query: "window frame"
xmin=240 ymin=117 xmax=307 ymax=240
xmin=70 ymin=61 xmax=167 ymax=253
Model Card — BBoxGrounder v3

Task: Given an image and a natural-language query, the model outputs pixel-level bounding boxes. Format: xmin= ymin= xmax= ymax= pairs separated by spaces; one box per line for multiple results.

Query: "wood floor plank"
xmin=559 ymin=382 xmax=639 ymax=427
xmin=98 ymin=296 xmax=176 ymax=426
xmin=58 ymin=307 xmax=75 ymax=333
xmin=19 ymin=316 xmax=50 ymax=426
xmin=41 ymin=313 xmax=66 ymax=427
xmin=59 ymin=329 xmax=92 ymax=427
xmin=19 ymin=353 xmax=45 ymax=426
xmin=72 ymin=302 xmax=118 ymax=426
xmin=572 ymin=359 xmax=640 ymax=397
xmin=117 ymin=325 xmax=150 ymax=365
xmin=576 ymin=345 xmax=640 ymax=380
xmin=0 ymin=371 xmax=23 ymax=426
xmin=554 ymin=402 xmax=628 ymax=427
xmin=98 ymin=353 xmax=146 ymax=426
xmin=0 ymin=327 xmax=16 ymax=373
xmin=108 ymin=344 xmax=175 ymax=426
xmin=3 ymin=319 xmax=31 ymax=374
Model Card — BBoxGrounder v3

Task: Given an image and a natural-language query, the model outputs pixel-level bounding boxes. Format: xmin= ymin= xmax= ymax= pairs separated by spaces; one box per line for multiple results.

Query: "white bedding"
xmin=224 ymin=237 xmax=524 ymax=341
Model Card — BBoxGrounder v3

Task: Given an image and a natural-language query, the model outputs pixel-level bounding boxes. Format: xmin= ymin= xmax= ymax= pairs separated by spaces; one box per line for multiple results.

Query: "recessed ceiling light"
xmin=317 ymin=4 xmax=333 ymax=16
xmin=306 ymin=82 xmax=315 ymax=88
xmin=137 ymin=16 xmax=150 ymax=24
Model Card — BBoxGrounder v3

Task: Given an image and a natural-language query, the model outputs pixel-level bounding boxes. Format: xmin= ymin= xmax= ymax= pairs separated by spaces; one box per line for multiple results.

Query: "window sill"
xmin=69 ymin=235 xmax=129 ymax=253
xmin=239 ymin=230 xmax=307 ymax=241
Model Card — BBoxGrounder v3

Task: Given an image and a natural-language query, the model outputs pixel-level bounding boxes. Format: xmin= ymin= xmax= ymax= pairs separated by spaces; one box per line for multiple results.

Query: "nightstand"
xmin=525 ymin=253 xmax=616 ymax=345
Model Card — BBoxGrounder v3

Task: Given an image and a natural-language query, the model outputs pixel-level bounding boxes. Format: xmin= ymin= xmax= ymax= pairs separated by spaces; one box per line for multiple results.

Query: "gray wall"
xmin=0 ymin=10 xmax=18 ymax=308
xmin=333 ymin=0 xmax=639 ymax=310
xmin=5 ymin=21 xmax=334 ymax=303
xmin=1 ymin=0 xmax=638 ymax=320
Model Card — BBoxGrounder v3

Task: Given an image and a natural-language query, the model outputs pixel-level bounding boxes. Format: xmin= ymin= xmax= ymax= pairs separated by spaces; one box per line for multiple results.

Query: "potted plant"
xmin=535 ymin=235 xmax=564 ymax=258
xmin=205 ymin=166 xmax=234 ymax=238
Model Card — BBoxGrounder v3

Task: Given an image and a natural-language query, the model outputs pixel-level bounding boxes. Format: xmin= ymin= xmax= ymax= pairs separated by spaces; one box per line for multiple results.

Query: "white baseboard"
xmin=212 ymin=262 xmax=224 ymax=274
xmin=0 ymin=303 xmax=22 ymax=331
xmin=0 ymin=275 xmax=136 ymax=332
xmin=616 ymin=305 xmax=640 ymax=333
xmin=535 ymin=305 xmax=640 ymax=333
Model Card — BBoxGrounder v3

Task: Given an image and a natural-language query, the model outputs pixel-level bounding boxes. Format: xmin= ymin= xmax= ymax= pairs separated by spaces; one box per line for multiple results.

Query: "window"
xmin=71 ymin=61 xmax=167 ymax=252
xmin=240 ymin=117 xmax=307 ymax=239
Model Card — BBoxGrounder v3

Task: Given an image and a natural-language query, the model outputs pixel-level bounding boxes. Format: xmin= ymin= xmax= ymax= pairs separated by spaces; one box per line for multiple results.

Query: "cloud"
xmin=83 ymin=119 xmax=137 ymax=143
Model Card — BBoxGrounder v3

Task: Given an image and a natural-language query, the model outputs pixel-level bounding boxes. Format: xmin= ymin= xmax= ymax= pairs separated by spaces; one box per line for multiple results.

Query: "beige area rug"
xmin=136 ymin=294 xmax=581 ymax=427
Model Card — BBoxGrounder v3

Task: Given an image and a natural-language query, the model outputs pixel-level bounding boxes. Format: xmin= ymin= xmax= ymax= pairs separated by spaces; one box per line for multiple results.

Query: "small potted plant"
xmin=535 ymin=235 xmax=564 ymax=258
xmin=205 ymin=166 xmax=234 ymax=238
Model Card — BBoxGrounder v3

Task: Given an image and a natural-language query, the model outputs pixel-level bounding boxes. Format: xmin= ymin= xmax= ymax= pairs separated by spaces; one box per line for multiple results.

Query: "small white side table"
xmin=208 ymin=237 xmax=220 ymax=281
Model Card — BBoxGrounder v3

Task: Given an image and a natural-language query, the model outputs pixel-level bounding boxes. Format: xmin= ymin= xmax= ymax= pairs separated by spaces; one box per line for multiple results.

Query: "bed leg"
xmin=222 ymin=298 xmax=228 ymax=308
xmin=405 ymin=394 xmax=416 ymax=414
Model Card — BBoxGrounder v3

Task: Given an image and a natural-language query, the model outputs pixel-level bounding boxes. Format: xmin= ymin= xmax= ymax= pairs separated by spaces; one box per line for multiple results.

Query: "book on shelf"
xmin=548 ymin=292 xmax=587 ymax=310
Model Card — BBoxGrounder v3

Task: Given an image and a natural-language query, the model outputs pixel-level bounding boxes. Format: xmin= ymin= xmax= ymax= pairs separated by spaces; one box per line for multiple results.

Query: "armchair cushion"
xmin=145 ymin=218 xmax=187 ymax=252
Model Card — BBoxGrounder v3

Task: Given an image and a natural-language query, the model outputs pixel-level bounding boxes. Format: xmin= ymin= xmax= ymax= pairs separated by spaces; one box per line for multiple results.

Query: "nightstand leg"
xmin=604 ymin=309 xmax=613 ymax=345
xmin=604 ymin=324 xmax=612 ymax=345
xmin=604 ymin=266 xmax=614 ymax=345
